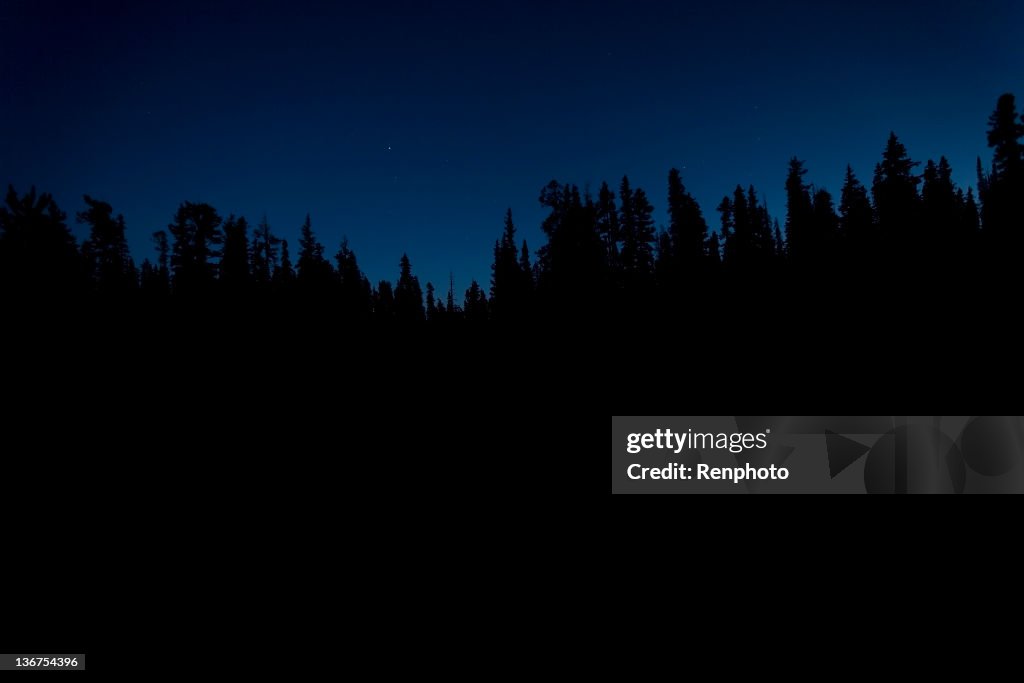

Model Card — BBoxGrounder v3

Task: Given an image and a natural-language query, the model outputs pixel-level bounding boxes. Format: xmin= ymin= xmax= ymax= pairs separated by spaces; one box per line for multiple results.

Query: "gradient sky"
xmin=3 ymin=0 xmax=1023 ymax=293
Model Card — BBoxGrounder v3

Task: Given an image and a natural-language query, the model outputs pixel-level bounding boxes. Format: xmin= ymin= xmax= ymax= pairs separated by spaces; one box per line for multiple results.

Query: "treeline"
xmin=2 ymin=93 xmax=1022 ymax=320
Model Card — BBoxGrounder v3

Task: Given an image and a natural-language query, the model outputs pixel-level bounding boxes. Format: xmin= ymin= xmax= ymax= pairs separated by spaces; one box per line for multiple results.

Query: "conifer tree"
xmin=490 ymin=208 xmax=525 ymax=319
xmin=168 ymin=201 xmax=223 ymax=293
xmin=425 ymin=281 xmax=438 ymax=320
xmin=666 ymin=168 xmax=710 ymax=279
xmin=394 ymin=253 xmax=424 ymax=321
xmin=464 ymin=280 xmax=488 ymax=320
xmin=152 ymin=230 xmax=171 ymax=293
xmin=297 ymin=214 xmax=334 ymax=289
xmin=839 ymin=166 xmax=872 ymax=241
xmin=275 ymin=239 xmax=295 ymax=287
xmin=0 ymin=185 xmax=83 ymax=298
xmin=250 ymin=215 xmax=279 ymax=288
xmin=374 ymin=280 xmax=395 ymax=318
xmin=78 ymin=195 xmax=133 ymax=294
xmin=871 ymin=133 xmax=921 ymax=259
xmin=595 ymin=181 xmax=620 ymax=270
xmin=220 ymin=215 xmax=250 ymax=290
xmin=785 ymin=158 xmax=813 ymax=265
xmin=617 ymin=176 xmax=656 ymax=284
xmin=336 ymin=237 xmax=371 ymax=318
xmin=983 ymin=94 xmax=1024 ymax=253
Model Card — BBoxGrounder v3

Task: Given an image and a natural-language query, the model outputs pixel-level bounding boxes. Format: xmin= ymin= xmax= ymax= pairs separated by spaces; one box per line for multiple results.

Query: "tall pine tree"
xmin=393 ymin=253 xmax=425 ymax=321
xmin=168 ymin=201 xmax=223 ymax=294
xmin=77 ymin=195 xmax=134 ymax=295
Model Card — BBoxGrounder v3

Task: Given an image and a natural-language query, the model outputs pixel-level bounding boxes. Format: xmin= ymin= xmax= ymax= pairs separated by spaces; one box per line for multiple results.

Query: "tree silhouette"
xmin=536 ymin=180 xmax=605 ymax=313
xmin=617 ymin=176 xmax=656 ymax=289
xmin=518 ymin=239 xmax=534 ymax=309
xmin=3 ymin=91 xmax=1021 ymax=324
xmin=446 ymin=273 xmax=457 ymax=315
xmin=336 ymin=237 xmax=371 ymax=318
xmin=374 ymin=280 xmax=395 ymax=318
xmin=0 ymin=186 xmax=83 ymax=300
xmin=665 ymin=168 xmax=710 ymax=291
xmin=220 ymin=215 xmax=250 ymax=292
xmin=490 ymin=208 xmax=527 ymax=320
xmin=716 ymin=196 xmax=733 ymax=266
xmin=872 ymin=132 xmax=920 ymax=268
xmin=983 ymin=94 xmax=1024 ymax=258
xmin=987 ymin=94 xmax=1024 ymax=182
xmin=394 ymin=253 xmax=425 ymax=321
xmin=921 ymin=157 xmax=969 ymax=265
xmin=297 ymin=214 xmax=335 ymax=293
xmin=595 ymin=181 xmax=620 ymax=271
xmin=250 ymin=215 xmax=279 ymax=289
xmin=274 ymin=239 xmax=295 ymax=290
xmin=168 ymin=201 xmax=223 ymax=295
xmin=463 ymin=280 xmax=488 ymax=321
xmin=425 ymin=281 xmax=438 ymax=320
xmin=784 ymin=158 xmax=813 ymax=266
xmin=77 ymin=195 xmax=134 ymax=295
xmin=146 ymin=230 xmax=171 ymax=297
xmin=838 ymin=165 xmax=873 ymax=265
xmin=810 ymin=187 xmax=838 ymax=263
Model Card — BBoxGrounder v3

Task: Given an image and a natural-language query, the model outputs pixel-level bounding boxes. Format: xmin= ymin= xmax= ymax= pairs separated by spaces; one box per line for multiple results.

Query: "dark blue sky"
xmin=3 ymin=0 xmax=1022 ymax=292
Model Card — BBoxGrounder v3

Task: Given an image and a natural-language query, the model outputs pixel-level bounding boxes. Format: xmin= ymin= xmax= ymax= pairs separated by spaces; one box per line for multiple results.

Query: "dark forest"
xmin=3 ymin=92 xmax=1021 ymax=324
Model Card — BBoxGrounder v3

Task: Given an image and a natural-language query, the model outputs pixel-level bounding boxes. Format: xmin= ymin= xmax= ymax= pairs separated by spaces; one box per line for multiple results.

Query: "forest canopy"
xmin=2 ymin=92 xmax=1021 ymax=320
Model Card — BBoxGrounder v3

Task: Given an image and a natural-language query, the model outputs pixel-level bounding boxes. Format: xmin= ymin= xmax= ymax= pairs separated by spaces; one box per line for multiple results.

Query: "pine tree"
xmin=336 ymin=237 xmax=371 ymax=318
xmin=220 ymin=215 xmax=250 ymax=290
xmin=716 ymin=196 xmax=733 ymax=265
xmin=784 ymin=158 xmax=813 ymax=265
xmin=811 ymin=187 xmax=839 ymax=259
xmin=152 ymin=230 xmax=171 ymax=294
xmin=987 ymin=93 xmax=1024 ymax=182
xmin=274 ymin=239 xmax=295 ymax=287
xmin=922 ymin=157 xmax=961 ymax=257
xmin=596 ymin=181 xmax=620 ymax=270
xmin=464 ymin=280 xmax=488 ymax=320
xmin=297 ymin=213 xmax=333 ymax=289
xmin=394 ymin=253 xmax=425 ymax=321
xmin=536 ymin=180 xmax=605 ymax=310
xmin=374 ymin=280 xmax=395 ymax=318
xmin=447 ymin=272 xmax=456 ymax=314
xmin=249 ymin=215 xmax=280 ymax=288
xmin=167 ymin=201 xmax=223 ymax=294
xmin=425 ymin=281 xmax=438 ymax=320
xmin=729 ymin=185 xmax=750 ymax=266
xmin=77 ymin=195 xmax=132 ymax=294
xmin=666 ymin=168 xmax=709 ymax=278
xmin=983 ymin=94 xmax=1024 ymax=254
xmin=871 ymin=132 xmax=921 ymax=262
xmin=617 ymin=176 xmax=656 ymax=285
xmin=490 ymin=208 xmax=525 ymax=319
xmin=839 ymin=166 xmax=872 ymax=240
xmin=0 ymin=185 xmax=83 ymax=298
xmin=519 ymin=239 xmax=533 ymax=300
xmin=746 ymin=185 xmax=774 ymax=262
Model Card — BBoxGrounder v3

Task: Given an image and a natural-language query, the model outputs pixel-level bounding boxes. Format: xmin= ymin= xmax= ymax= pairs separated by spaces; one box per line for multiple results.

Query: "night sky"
xmin=3 ymin=0 xmax=1022 ymax=292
